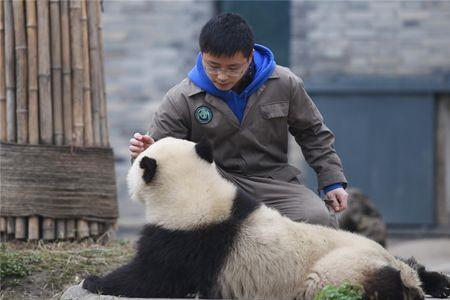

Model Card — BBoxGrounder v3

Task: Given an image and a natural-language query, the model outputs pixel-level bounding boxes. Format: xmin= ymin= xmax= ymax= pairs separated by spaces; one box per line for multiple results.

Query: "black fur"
xmin=83 ymin=191 xmax=260 ymax=298
xmin=140 ymin=156 xmax=157 ymax=183
xmin=399 ymin=257 xmax=450 ymax=298
xmin=363 ymin=266 xmax=424 ymax=300
xmin=195 ymin=138 xmax=214 ymax=163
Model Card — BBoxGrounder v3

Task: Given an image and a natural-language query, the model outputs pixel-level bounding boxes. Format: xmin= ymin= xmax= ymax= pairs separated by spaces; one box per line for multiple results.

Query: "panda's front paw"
xmin=82 ymin=275 xmax=104 ymax=294
xmin=422 ymin=271 xmax=450 ymax=298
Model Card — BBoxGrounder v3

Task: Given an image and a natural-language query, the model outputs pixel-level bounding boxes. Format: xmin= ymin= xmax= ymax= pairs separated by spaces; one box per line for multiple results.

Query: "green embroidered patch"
xmin=195 ymin=106 xmax=213 ymax=124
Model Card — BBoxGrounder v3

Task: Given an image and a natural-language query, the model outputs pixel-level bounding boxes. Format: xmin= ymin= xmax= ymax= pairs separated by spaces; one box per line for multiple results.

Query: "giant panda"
xmin=83 ymin=137 xmax=450 ymax=299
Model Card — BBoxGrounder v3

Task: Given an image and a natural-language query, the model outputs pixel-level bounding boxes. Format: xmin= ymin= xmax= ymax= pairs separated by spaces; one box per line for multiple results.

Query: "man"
xmin=129 ymin=13 xmax=348 ymax=228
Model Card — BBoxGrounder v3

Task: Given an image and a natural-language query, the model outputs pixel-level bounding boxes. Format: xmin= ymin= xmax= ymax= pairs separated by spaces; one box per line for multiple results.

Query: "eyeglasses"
xmin=203 ymin=61 xmax=248 ymax=77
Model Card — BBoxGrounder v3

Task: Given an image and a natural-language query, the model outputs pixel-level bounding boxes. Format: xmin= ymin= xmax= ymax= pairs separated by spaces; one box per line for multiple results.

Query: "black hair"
xmin=199 ymin=12 xmax=254 ymax=58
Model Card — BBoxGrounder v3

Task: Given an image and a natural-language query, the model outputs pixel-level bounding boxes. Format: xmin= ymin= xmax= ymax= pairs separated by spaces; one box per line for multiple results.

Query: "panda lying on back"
xmin=83 ymin=137 xmax=450 ymax=299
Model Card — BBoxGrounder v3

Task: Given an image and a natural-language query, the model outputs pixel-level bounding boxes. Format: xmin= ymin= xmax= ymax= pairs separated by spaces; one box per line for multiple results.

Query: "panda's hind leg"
xmin=300 ymin=247 xmax=424 ymax=300
xmin=397 ymin=256 xmax=450 ymax=298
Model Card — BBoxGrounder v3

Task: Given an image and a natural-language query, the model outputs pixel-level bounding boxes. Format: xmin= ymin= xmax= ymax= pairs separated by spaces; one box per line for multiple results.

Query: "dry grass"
xmin=0 ymin=239 xmax=135 ymax=299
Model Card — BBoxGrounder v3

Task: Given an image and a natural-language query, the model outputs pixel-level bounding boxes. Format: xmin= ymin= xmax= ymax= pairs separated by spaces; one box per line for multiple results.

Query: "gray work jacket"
xmin=147 ymin=65 xmax=347 ymax=190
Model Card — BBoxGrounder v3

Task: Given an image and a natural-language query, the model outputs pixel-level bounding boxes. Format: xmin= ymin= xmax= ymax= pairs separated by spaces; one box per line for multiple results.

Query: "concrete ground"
xmin=387 ymin=237 xmax=450 ymax=274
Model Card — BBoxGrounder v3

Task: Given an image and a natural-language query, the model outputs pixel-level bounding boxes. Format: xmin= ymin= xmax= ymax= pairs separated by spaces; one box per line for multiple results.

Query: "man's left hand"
xmin=326 ymin=188 xmax=348 ymax=213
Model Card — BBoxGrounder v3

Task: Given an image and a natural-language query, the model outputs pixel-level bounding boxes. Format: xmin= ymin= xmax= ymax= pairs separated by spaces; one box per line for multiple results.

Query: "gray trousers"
xmin=217 ymin=168 xmax=338 ymax=228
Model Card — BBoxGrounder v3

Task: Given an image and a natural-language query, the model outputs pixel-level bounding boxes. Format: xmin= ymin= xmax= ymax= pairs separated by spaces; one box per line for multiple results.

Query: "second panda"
xmin=83 ymin=137 xmax=450 ymax=300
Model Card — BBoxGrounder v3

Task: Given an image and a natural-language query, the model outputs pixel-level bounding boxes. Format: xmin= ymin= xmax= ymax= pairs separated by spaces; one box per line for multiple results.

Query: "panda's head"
xmin=127 ymin=137 xmax=236 ymax=229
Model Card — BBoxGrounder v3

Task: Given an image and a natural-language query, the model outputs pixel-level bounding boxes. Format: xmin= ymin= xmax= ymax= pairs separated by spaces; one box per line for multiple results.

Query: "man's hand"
xmin=129 ymin=132 xmax=155 ymax=159
xmin=325 ymin=188 xmax=348 ymax=213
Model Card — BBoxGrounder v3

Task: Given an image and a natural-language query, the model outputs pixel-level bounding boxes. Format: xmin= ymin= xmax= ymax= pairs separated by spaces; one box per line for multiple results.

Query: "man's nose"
xmin=217 ymin=71 xmax=228 ymax=81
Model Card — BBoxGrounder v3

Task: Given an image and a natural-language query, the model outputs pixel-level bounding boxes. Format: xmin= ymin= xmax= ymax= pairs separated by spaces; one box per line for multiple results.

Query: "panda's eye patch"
xmin=140 ymin=157 xmax=157 ymax=183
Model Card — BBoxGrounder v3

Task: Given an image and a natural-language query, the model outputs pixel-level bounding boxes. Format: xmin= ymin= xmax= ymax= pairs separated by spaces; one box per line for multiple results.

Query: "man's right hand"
xmin=129 ymin=132 xmax=155 ymax=159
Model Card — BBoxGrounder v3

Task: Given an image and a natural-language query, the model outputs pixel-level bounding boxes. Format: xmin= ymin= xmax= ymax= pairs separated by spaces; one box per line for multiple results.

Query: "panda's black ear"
xmin=195 ymin=138 xmax=214 ymax=163
xmin=139 ymin=157 xmax=157 ymax=183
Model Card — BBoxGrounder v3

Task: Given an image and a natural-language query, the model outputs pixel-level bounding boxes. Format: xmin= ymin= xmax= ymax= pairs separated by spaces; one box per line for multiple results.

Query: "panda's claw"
xmin=82 ymin=275 xmax=104 ymax=294
xmin=424 ymin=272 xmax=450 ymax=298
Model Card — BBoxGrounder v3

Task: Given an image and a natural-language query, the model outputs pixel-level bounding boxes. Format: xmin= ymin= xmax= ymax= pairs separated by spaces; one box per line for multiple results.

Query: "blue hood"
xmin=188 ymin=44 xmax=276 ymax=123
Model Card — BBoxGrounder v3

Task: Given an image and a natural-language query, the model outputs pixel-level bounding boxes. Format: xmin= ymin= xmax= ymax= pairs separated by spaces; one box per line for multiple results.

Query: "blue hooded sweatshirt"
xmin=188 ymin=44 xmax=276 ymax=123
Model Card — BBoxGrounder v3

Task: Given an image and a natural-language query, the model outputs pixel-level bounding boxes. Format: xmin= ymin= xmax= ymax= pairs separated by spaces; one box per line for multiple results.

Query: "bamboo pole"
xmin=42 ymin=218 xmax=55 ymax=240
xmin=12 ymin=0 xmax=28 ymax=144
xmin=77 ymin=219 xmax=89 ymax=239
xmin=98 ymin=222 xmax=104 ymax=235
xmin=97 ymin=0 xmax=108 ymax=147
xmin=37 ymin=0 xmax=53 ymax=144
xmin=81 ymin=0 xmax=93 ymax=146
xmin=15 ymin=217 xmax=26 ymax=239
xmin=70 ymin=0 xmax=84 ymax=147
xmin=89 ymin=221 xmax=99 ymax=236
xmin=87 ymin=0 xmax=101 ymax=146
xmin=4 ymin=0 xmax=16 ymax=143
xmin=28 ymin=216 xmax=39 ymax=240
xmin=60 ymin=0 xmax=72 ymax=145
xmin=56 ymin=219 xmax=66 ymax=239
xmin=0 ymin=2 xmax=6 ymax=141
xmin=6 ymin=217 xmax=15 ymax=235
xmin=0 ymin=217 xmax=6 ymax=233
xmin=50 ymin=0 xmax=63 ymax=145
xmin=26 ymin=0 xmax=39 ymax=145
xmin=66 ymin=219 xmax=76 ymax=238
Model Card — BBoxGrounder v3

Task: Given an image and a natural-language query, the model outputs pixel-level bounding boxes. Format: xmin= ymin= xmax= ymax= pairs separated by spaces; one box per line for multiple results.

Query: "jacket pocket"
xmin=260 ymin=102 xmax=289 ymax=119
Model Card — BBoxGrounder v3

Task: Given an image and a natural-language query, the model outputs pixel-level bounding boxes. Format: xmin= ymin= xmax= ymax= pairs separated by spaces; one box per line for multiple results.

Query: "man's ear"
xmin=140 ymin=157 xmax=157 ymax=183
xmin=195 ymin=138 xmax=214 ymax=163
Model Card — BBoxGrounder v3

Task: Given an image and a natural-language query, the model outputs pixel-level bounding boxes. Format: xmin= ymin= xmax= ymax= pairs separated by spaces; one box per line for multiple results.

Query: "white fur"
xmin=127 ymin=137 xmax=424 ymax=299
xmin=127 ymin=137 xmax=236 ymax=230
xmin=218 ymin=205 xmax=423 ymax=299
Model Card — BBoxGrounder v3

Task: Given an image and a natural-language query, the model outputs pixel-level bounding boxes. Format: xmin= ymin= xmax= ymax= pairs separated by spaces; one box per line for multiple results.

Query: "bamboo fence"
xmin=0 ymin=0 xmax=116 ymax=241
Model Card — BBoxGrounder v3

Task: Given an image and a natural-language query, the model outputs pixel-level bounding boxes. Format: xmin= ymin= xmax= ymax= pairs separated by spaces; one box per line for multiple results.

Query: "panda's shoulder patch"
xmin=195 ymin=138 xmax=214 ymax=163
xmin=231 ymin=190 xmax=261 ymax=221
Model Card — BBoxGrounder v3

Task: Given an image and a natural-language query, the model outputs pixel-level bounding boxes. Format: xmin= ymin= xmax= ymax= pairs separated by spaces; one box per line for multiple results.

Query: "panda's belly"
xmin=216 ymin=206 xmax=332 ymax=299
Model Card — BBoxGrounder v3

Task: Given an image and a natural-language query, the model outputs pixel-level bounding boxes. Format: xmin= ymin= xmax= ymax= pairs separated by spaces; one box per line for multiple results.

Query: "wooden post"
xmin=66 ymin=219 xmax=76 ymax=239
xmin=0 ymin=2 xmax=6 ymax=141
xmin=15 ymin=217 xmax=26 ymax=239
xmin=70 ymin=0 xmax=84 ymax=147
xmin=87 ymin=0 xmax=101 ymax=146
xmin=26 ymin=0 xmax=39 ymax=145
xmin=12 ymin=0 xmax=28 ymax=144
xmin=56 ymin=219 xmax=66 ymax=239
xmin=28 ymin=216 xmax=39 ymax=240
xmin=37 ymin=0 xmax=53 ymax=144
xmin=77 ymin=219 xmax=89 ymax=239
xmin=60 ymin=0 xmax=72 ymax=145
xmin=436 ymin=95 xmax=450 ymax=226
xmin=4 ymin=0 xmax=16 ymax=143
xmin=42 ymin=218 xmax=55 ymax=240
xmin=50 ymin=0 xmax=63 ymax=145
xmin=81 ymin=0 xmax=94 ymax=146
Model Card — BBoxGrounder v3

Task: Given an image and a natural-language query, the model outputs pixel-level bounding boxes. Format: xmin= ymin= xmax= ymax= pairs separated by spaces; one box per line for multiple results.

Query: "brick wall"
xmin=290 ymin=1 xmax=450 ymax=78
xmin=102 ymin=0 xmax=213 ymax=229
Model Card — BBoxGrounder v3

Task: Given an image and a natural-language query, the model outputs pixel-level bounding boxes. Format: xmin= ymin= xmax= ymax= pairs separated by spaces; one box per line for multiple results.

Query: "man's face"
xmin=202 ymin=51 xmax=252 ymax=91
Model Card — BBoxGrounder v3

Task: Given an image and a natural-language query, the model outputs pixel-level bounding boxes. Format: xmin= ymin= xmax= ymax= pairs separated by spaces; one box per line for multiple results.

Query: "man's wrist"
xmin=321 ymin=183 xmax=344 ymax=196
